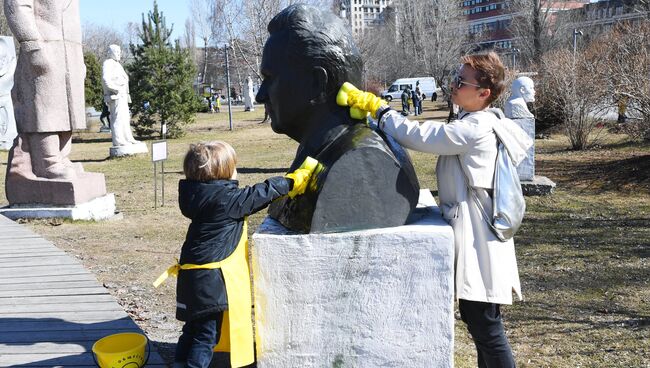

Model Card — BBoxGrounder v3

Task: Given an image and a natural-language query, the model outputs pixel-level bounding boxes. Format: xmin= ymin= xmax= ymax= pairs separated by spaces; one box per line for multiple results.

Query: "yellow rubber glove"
xmin=286 ymin=156 xmax=322 ymax=198
xmin=336 ymin=82 xmax=387 ymax=119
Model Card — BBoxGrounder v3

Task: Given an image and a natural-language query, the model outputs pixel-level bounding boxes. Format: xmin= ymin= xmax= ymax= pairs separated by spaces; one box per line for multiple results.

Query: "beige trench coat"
xmin=5 ymin=0 xmax=86 ymax=133
xmin=380 ymin=109 xmax=529 ymax=305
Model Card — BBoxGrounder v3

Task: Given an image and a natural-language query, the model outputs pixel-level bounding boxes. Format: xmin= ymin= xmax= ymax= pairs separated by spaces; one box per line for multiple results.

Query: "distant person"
xmin=154 ymin=141 xmax=319 ymax=367
xmin=99 ymin=101 xmax=111 ymax=129
xmin=215 ymin=95 xmax=221 ymax=113
xmin=401 ymin=87 xmax=411 ymax=115
xmin=412 ymin=86 xmax=421 ymax=116
xmin=415 ymin=85 xmax=423 ymax=116
xmin=206 ymin=96 xmax=213 ymax=113
xmin=617 ymin=95 xmax=627 ymax=124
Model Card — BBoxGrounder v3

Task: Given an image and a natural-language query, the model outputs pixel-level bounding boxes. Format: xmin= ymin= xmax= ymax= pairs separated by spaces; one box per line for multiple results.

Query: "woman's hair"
xmin=461 ymin=51 xmax=505 ymax=106
xmin=183 ymin=141 xmax=237 ymax=181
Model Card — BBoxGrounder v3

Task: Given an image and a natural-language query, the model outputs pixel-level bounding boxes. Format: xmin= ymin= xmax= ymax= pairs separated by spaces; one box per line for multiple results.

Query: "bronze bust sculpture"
xmin=257 ymin=4 xmax=420 ymax=233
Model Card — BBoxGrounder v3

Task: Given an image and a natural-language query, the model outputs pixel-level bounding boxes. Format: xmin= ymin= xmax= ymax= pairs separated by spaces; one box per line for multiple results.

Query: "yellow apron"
xmin=153 ymin=220 xmax=254 ymax=368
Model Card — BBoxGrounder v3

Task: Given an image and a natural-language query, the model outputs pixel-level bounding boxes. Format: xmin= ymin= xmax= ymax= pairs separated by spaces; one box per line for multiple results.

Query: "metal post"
xmin=225 ymin=45 xmax=233 ymax=131
xmin=573 ymin=29 xmax=583 ymax=58
xmin=161 ymin=161 xmax=165 ymax=207
xmin=154 ymin=162 xmax=157 ymax=209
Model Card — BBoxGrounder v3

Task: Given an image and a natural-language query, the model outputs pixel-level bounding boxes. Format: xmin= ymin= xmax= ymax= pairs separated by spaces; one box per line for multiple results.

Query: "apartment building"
xmin=463 ymin=0 xmax=589 ymax=52
xmin=340 ymin=0 xmax=394 ymax=37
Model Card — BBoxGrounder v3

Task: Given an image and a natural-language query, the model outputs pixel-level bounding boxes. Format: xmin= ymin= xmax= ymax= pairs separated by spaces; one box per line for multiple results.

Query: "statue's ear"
xmin=310 ymin=66 xmax=328 ymax=104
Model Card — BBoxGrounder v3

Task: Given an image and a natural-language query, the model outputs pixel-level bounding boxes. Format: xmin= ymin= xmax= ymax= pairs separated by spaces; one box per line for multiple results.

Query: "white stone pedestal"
xmin=109 ymin=142 xmax=148 ymax=157
xmin=252 ymin=189 xmax=454 ymax=368
xmin=0 ymin=193 xmax=117 ymax=221
xmin=513 ymin=117 xmax=535 ymax=181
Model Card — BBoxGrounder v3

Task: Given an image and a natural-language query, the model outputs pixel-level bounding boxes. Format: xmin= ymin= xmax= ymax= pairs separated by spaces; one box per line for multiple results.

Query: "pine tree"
xmin=84 ymin=52 xmax=104 ymax=112
xmin=128 ymin=1 xmax=200 ymax=138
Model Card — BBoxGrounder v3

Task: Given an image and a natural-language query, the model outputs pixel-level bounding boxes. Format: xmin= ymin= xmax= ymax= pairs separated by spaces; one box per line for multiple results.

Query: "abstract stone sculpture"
xmin=257 ymin=4 xmax=420 ymax=233
xmin=102 ymin=44 xmax=147 ymax=157
xmin=4 ymin=0 xmax=108 ymax=206
xmin=0 ymin=36 xmax=17 ymax=150
xmin=243 ymin=75 xmax=255 ymax=112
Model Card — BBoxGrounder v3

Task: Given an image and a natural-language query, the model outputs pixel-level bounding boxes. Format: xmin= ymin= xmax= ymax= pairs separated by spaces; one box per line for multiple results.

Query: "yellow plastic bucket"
xmin=92 ymin=332 xmax=149 ymax=368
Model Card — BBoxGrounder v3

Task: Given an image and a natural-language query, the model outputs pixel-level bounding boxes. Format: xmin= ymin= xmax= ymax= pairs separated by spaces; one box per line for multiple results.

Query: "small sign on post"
xmin=152 ymin=140 xmax=168 ymax=209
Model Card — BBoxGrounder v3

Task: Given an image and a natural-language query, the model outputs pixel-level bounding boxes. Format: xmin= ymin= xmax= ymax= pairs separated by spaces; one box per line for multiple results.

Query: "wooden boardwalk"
xmin=0 ymin=215 xmax=167 ymax=367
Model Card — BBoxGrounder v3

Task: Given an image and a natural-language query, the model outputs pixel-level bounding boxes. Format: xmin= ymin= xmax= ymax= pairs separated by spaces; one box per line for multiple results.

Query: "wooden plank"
xmin=0 ymin=240 xmax=56 ymax=247
xmin=0 ymin=234 xmax=43 ymax=241
xmin=0 ymin=280 xmax=99 ymax=291
xmin=0 ymin=301 xmax=125 ymax=314
xmin=0 ymin=317 xmax=137 ymax=332
xmin=0 ymin=250 xmax=66 ymax=259
xmin=0 ymin=287 xmax=110 ymax=298
xmin=0 ymin=273 xmax=97 ymax=285
xmin=0 ymin=309 xmax=128 ymax=320
xmin=0 ymin=265 xmax=87 ymax=277
xmin=0 ymin=294 xmax=116 ymax=306
xmin=0 ymin=328 xmax=144 ymax=344
xmin=0 ymin=351 xmax=166 ymax=366
xmin=0 ymin=244 xmax=58 ymax=251
xmin=0 ymin=256 xmax=80 ymax=267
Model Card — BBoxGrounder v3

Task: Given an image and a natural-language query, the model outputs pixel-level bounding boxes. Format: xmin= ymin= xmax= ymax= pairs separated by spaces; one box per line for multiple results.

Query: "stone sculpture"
xmin=102 ymin=44 xmax=147 ymax=157
xmin=504 ymin=76 xmax=535 ymax=119
xmin=505 ymin=76 xmax=536 ymax=182
xmin=243 ymin=76 xmax=255 ymax=112
xmin=0 ymin=36 xmax=17 ymax=150
xmin=257 ymin=4 xmax=420 ymax=233
xmin=4 ymin=0 xmax=109 ymax=206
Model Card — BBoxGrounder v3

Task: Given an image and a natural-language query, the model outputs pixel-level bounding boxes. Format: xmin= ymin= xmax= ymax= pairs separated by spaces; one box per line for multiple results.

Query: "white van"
xmin=381 ymin=77 xmax=438 ymax=102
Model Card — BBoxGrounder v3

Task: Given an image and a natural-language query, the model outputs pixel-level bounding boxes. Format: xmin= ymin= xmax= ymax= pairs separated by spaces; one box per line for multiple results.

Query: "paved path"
xmin=0 ymin=215 xmax=166 ymax=367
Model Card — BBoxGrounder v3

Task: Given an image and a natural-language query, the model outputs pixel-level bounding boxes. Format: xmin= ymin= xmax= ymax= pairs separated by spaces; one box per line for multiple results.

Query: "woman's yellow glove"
xmin=336 ymin=82 xmax=387 ymax=119
xmin=286 ymin=156 xmax=322 ymax=198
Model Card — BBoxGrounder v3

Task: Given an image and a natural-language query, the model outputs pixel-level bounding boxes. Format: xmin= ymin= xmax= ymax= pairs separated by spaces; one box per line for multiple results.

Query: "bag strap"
xmin=456 ymin=155 xmax=497 ymax=235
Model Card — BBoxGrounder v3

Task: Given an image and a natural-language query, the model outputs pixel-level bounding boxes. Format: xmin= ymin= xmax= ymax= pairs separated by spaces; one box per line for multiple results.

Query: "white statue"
xmin=504 ymin=76 xmax=535 ymax=119
xmin=243 ymin=76 xmax=255 ymax=112
xmin=102 ymin=44 xmax=147 ymax=156
xmin=0 ymin=36 xmax=17 ymax=151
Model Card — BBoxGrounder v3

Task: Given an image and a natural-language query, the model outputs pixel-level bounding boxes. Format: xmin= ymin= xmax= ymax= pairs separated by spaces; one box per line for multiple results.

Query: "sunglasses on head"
xmin=453 ymin=76 xmax=482 ymax=89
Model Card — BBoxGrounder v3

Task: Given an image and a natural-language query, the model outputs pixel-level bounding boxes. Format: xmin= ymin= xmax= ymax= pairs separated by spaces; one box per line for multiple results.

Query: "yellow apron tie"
xmin=153 ymin=219 xmax=254 ymax=368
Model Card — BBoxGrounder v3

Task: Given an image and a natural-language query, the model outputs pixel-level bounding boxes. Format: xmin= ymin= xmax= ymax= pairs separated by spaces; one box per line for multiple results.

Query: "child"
xmin=338 ymin=52 xmax=532 ymax=368
xmin=154 ymin=141 xmax=318 ymax=368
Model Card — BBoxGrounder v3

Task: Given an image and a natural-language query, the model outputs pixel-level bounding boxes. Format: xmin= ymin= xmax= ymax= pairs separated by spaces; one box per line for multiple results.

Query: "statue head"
xmin=108 ymin=44 xmax=122 ymax=62
xmin=256 ymin=4 xmax=363 ymax=143
xmin=511 ymin=76 xmax=535 ymax=103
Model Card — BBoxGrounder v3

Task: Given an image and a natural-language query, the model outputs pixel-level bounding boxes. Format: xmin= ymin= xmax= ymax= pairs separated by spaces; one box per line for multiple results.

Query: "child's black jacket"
xmin=176 ymin=177 xmax=291 ymax=321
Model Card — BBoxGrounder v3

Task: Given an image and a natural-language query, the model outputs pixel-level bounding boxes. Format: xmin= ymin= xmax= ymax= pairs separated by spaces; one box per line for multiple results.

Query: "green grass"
xmin=1 ymin=102 xmax=648 ymax=366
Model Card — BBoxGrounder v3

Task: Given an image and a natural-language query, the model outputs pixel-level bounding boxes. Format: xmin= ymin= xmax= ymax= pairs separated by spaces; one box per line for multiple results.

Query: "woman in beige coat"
xmin=379 ymin=53 xmax=531 ymax=367
xmin=340 ymin=52 xmax=532 ymax=367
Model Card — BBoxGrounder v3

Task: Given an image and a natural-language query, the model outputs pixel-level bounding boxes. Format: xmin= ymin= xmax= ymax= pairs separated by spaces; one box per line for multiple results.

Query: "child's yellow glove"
xmin=336 ymin=82 xmax=387 ymax=119
xmin=285 ymin=156 xmax=322 ymax=198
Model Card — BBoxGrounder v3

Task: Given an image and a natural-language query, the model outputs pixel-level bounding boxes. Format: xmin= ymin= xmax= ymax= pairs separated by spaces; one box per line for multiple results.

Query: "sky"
xmin=79 ymin=0 xmax=191 ymax=41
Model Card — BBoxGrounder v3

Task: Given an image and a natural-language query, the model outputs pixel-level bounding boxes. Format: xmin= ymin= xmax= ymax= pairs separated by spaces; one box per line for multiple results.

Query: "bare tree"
xmin=538 ymin=47 xmax=608 ymax=149
xmin=359 ymin=0 xmax=467 ymax=90
xmin=598 ymin=21 xmax=650 ymax=141
xmin=189 ymin=0 xmax=218 ymax=83
xmin=507 ymin=0 xmax=580 ymax=67
xmin=82 ymin=23 xmax=127 ymax=62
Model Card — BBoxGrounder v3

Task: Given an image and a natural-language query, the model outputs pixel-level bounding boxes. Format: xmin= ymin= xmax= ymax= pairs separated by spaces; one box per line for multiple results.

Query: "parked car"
xmin=381 ymin=77 xmax=438 ymax=102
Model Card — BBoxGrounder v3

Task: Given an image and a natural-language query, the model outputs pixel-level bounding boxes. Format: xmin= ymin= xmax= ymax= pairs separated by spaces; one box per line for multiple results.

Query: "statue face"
xmin=109 ymin=45 xmax=122 ymax=61
xmin=513 ymin=77 xmax=535 ymax=102
xmin=256 ymin=34 xmax=313 ymax=142
xmin=521 ymin=81 xmax=535 ymax=102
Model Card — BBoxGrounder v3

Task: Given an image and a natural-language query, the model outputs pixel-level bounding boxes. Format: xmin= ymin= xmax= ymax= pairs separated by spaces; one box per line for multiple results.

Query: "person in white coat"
xmin=339 ymin=52 xmax=532 ymax=367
